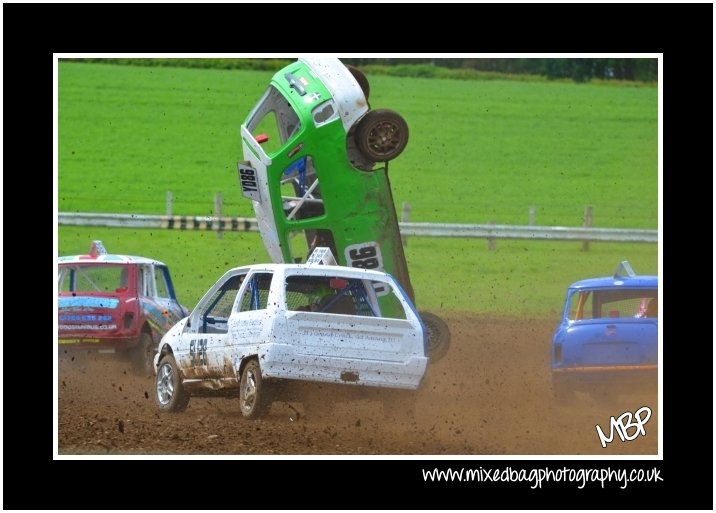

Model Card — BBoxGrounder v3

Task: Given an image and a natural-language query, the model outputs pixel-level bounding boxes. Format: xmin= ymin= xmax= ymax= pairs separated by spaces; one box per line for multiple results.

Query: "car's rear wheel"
xmin=155 ymin=354 xmax=190 ymax=412
xmin=131 ymin=331 xmax=156 ymax=378
xmin=355 ymin=109 xmax=409 ymax=162
xmin=239 ymin=358 xmax=269 ymax=419
xmin=420 ymin=311 xmax=451 ymax=362
xmin=347 ymin=64 xmax=370 ymax=101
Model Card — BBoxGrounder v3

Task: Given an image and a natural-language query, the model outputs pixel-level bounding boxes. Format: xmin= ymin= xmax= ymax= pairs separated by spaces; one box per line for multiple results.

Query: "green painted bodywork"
xmin=241 ymin=60 xmax=415 ymax=304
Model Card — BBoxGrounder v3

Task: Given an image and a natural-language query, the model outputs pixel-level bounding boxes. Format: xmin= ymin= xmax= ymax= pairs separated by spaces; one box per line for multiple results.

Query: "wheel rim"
xmin=241 ymin=368 xmax=257 ymax=412
xmin=364 ymin=121 xmax=404 ymax=158
xmin=156 ymin=363 xmax=174 ymax=406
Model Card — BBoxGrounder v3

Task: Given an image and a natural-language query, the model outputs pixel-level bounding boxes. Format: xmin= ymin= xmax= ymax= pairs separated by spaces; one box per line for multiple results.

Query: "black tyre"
xmin=347 ymin=64 xmax=370 ymax=100
xmin=155 ymin=354 xmax=190 ymax=412
xmin=355 ymin=109 xmax=409 ymax=162
xmin=420 ymin=311 xmax=451 ymax=362
xmin=131 ymin=331 xmax=156 ymax=378
xmin=239 ymin=358 xmax=269 ymax=419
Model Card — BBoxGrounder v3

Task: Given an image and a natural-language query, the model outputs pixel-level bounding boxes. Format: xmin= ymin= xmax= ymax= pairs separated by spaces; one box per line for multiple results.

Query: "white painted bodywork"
xmin=238 ymin=58 xmax=371 ymax=265
xmin=300 ymin=58 xmax=369 ymax=133
xmin=240 ymin=125 xmax=284 ymax=263
xmin=155 ymin=263 xmax=428 ymax=391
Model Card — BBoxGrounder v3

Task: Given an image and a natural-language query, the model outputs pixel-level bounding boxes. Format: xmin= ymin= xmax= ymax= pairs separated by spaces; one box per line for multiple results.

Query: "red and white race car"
xmin=58 ymin=240 xmax=189 ymax=376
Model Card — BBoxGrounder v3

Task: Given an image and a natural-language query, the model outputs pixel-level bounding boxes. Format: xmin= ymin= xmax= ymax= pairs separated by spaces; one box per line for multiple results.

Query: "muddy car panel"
xmin=238 ymin=58 xmax=414 ymax=304
xmin=155 ymin=262 xmax=428 ymax=393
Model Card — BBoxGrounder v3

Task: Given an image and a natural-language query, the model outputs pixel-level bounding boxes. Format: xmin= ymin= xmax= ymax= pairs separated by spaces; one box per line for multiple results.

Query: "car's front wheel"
xmin=155 ymin=354 xmax=190 ymax=412
xmin=355 ymin=109 xmax=409 ymax=162
xmin=239 ymin=358 xmax=269 ymax=419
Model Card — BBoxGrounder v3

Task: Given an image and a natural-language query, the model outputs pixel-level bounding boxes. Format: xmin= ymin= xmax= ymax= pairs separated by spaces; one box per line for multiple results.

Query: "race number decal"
xmin=189 ymin=338 xmax=208 ymax=366
xmin=345 ymin=242 xmax=383 ymax=270
xmin=345 ymin=242 xmax=388 ymax=296
xmin=238 ymin=162 xmax=261 ymax=201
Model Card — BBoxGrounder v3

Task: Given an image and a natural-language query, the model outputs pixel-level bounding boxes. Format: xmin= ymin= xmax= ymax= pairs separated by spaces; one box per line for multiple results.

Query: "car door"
xmin=141 ymin=265 xmax=187 ymax=333
xmin=175 ymin=271 xmax=246 ymax=380
xmin=226 ymin=271 xmax=275 ymax=356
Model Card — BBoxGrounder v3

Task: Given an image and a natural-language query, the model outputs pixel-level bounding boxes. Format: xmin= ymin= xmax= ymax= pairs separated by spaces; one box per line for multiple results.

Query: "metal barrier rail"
xmin=399 ymin=222 xmax=657 ymax=243
xmin=59 ymin=212 xmax=259 ymax=232
xmin=58 ymin=212 xmax=657 ymax=243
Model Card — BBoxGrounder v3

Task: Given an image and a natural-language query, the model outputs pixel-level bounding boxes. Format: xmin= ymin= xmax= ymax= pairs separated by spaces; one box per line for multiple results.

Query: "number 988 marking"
xmin=348 ymin=246 xmax=379 ymax=269
xmin=345 ymin=242 xmax=384 ymax=270
xmin=345 ymin=242 xmax=388 ymax=296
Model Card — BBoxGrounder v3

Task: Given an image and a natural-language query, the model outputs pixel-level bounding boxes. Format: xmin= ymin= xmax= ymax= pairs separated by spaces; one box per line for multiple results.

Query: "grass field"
xmin=57 ymin=60 xmax=659 ymax=314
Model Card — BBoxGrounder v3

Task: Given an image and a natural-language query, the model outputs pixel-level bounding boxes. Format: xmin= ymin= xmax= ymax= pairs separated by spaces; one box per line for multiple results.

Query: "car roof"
xmin=225 ymin=262 xmax=395 ymax=280
xmin=299 ymin=58 xmax=367 ymax=132
xmin=569 ymin=261 xmax=658 ymax=290
xmin=58 ymin=240 xmax=166 ymax=266
xmin=58 ymin=254 xmax=165 ymax=266
xmin=570 ymin=275 xmax=658 ymax=290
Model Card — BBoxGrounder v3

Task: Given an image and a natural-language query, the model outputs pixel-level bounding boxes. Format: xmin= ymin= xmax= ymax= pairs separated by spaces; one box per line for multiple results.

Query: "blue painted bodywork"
xmin=551 ymin=262 xmax=658 ymax=397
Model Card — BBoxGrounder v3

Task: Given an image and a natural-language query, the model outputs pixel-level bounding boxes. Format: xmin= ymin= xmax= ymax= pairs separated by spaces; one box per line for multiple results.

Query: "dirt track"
xmin=57 ymin=313 xmax=658 ymax=456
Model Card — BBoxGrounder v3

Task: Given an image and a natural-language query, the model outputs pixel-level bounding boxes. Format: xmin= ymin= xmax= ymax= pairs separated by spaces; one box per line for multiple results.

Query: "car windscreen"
xmin=59 ymin=264 xmax=130 ymax=293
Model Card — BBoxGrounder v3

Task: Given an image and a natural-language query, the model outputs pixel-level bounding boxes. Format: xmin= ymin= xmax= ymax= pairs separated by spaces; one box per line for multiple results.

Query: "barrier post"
xmin=581 ymin=205 xmax=593 ymax=252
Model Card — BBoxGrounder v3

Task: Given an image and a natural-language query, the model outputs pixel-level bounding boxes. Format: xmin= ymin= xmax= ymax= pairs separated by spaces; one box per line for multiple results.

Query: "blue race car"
xmin=551 ymin=261 xmax=658 ymax=403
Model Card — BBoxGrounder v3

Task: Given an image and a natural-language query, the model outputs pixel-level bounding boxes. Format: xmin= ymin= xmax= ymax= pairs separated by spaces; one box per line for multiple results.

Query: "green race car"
xmin=238 ymin=58 xmax=450 ymax=361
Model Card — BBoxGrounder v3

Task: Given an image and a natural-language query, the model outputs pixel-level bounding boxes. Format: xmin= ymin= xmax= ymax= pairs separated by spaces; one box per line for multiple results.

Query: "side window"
xmin=58 ymin=267 xmax=72 ymax=292
xmin=245 ymin=86 xmax=300 ymax=155
xmin=285 ymin=285 xmax=314 ymax=312
xmin=285 ymin=275 xmax=355 ymax=314
xmin=312 ymin=99 xmax=339 ymax=127
xmin=284 ymin=275 xmax=404 ymax=319
xmin=198 ymin=274 xmax=245 ymax=334
xmin=369 ymin=280 xmax=407 ymax=320
xmin=569 ymin=291 xmax=593 ymax=321
xmin=280 ymin=156 xmax=325 ymax=221
xmin=154 ymin=266 xmax=170 ymax=299
xmin=138 ymin=266 xmax=148 ymax=296
xmin=238 ymin=273 xmax=273 ymax=312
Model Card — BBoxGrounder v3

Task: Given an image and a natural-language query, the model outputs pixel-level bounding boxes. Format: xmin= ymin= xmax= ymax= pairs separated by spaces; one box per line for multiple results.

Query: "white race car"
xmin=153 ymin=249 xmax=428 ymax=419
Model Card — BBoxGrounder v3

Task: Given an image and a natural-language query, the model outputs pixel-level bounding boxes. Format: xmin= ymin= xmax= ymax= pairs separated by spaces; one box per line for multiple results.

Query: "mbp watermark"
xmin=595 ymin=406 xmax=652 ymax=448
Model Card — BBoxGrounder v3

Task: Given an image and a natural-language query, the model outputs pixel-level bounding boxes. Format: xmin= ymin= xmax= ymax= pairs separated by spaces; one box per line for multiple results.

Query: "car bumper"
xmin=552 ymin=365 xmax=657 ymax=394
xmin=58 ymin=336 xmax=137 ymax=351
